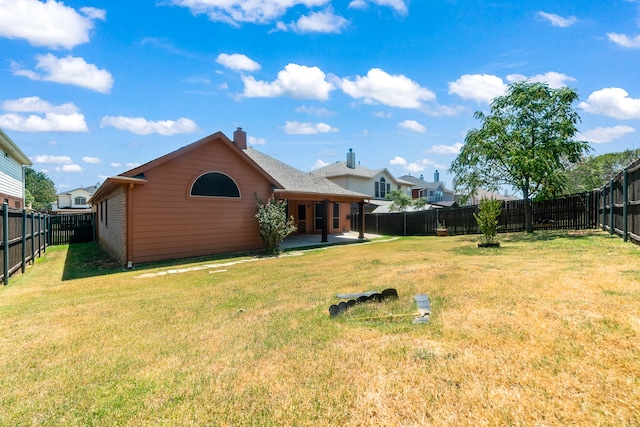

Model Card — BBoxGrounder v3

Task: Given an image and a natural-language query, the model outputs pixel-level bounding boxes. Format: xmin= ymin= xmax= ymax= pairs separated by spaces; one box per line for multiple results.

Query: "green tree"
xmin=255 ymin=195 xmax=297 ymax=255
xmin=564 ymin=148 xmax=640 ymax=193
xmin=25 ymin=167 xmax=57 ymax=211
xmin=474 ymin=198 xmax=503 ymax=244
xmin=386 ymin=189 xmax=413 ymax=212
xmin=450 ymin=81 xmax=590 ymax=233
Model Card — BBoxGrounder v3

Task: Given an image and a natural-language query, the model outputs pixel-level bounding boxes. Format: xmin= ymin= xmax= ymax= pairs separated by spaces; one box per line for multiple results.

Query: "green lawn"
xmin=1 ymin=230 xmax=639 ymax=426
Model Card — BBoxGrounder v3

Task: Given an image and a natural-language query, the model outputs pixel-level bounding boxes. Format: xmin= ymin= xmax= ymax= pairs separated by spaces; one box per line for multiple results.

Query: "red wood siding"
xmin=128 ymin=140 xmax=272 ymax=264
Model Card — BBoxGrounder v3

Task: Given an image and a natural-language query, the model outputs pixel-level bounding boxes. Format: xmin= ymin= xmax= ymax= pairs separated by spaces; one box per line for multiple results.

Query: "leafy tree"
xmin=255 ymin=195 xmax=297 ymax=255
xmin=474 ymin=198 xmax=503 ymax=244
xmin=450 ymin=81 xmax=590 ymax=233
xmin=564 ymin=148 xmax=640 ymax=193
xmin=25 ymin=167 xmax=56 ymax=211
xmin=386 ymin=189 xmax=413 ymax=212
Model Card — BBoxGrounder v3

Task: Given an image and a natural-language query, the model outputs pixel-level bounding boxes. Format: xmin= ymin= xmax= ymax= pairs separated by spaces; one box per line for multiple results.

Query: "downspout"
xmin=127 ymin=183 xmax=134 ymax=268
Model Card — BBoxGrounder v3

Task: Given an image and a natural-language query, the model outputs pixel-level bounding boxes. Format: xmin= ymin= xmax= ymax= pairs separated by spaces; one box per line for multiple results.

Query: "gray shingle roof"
xmin=312 ymin=161 xmax=413 ymax=186
xmin=244 ymin=148 xmax=368 ymax=199
xmin=399 ymin=175 xmax=454 ymax=193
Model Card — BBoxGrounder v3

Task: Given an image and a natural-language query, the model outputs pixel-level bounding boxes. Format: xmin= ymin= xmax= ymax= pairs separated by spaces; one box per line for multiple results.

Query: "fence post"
xmin=609 ymin=179 xmax=614 ymax=234
xmin=3 ymin=202 xmax=8 ymax=285
xmin=30 ymin=212 xmax=35 ymax=264
xmin=623 ymin=168 xmax=628 ymax=242
xmin=403 ymin=211 xmax=407 ymax=236
xmin=21 ymin=209 xmax=27 ymax=274
xmin=37 ymin=213 xmax=41 ymax=257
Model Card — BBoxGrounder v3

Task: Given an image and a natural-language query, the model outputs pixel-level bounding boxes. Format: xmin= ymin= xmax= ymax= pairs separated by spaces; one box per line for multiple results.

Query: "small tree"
xmin=386 ymin=189 xmax=413 ymax=212
xmin=256 ymin=195 xmax=297 ymax=255
xmin=25 ymin=167 xmax=56 ymax=211
xmin=474 ymin=198 xmax=502 ymax=244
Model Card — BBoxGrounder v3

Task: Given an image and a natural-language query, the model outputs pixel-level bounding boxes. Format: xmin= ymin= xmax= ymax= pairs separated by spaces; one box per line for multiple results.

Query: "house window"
xmin=15 ymin=200 xmax=21 ymax=209
xmin=375 ymin=177 xmax=390 ymax=198
xmin=332 ymin=203 xmax=340 ymax=229
xmin=75 ymin=196 xmax=87 ymax=205
xmin=191 ymin=172 xmax=240 ymax=198
xmin=314 ymin=202 xmax=324 ymax=230
xmin=105 ymin=199 xmax=108 ymax=227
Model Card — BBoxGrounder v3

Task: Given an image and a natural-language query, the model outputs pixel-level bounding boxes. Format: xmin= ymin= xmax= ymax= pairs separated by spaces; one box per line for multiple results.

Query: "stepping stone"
xmin=414 ymin=294 xmax=431 ymax=315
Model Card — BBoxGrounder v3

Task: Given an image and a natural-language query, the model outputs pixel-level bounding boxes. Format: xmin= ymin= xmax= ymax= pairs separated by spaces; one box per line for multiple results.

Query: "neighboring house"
xmin=310 ymin=149 xmax=413 ymax=211
xmin=399 ymin=171 xmax=457 ymax=207
xmin=461 ymin=188 xmax=519 ymax=205
xmin=53 ymin=185 xmax=99 ymax=211
xmin=89 ymin=129 xmax=368 ymax=266
xmin=0 ymin=129 xmax=32 ymax=210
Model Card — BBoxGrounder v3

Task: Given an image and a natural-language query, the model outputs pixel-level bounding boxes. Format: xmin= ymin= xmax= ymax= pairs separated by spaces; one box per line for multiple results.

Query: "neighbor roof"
xmin=312 ymin=161 xmax=413 ymax=186
xmin=244 ymin=148 xmax=369 ymax=202
xmin=57 ymin=185 xmax=100 ymax=197
xmin=0 ymin=128 xmax=32 ymax=166
xmin=399 ymin=175 xmax=454 ymax=193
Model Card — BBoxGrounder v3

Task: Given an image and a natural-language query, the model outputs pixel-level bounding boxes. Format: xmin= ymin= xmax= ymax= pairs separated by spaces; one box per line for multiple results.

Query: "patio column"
xmin=322 ymin=199 xmax=329 ymax=242
xmin=358 ymin=201 xmax=365 ymax=239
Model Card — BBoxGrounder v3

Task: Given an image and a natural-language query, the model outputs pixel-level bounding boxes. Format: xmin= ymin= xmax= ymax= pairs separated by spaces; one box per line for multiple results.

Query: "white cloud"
xmin=311 ymin=159 xmax=329 ymax=170
xmin=295 ymin=105 xmax=335 ymax=116
xmin=429 ymin=142 xmax=463 ymax=155
xmin=248 ymin=136 xmax=267 ymax=145
xmin=100 ymin=116 xmax=199 ymax=135
xmin=537 ymin=11 xmax=577 ymax=28
xmin=216 ymin=53 xmax=261 ymax=71
xmin=34 ymin=155 xmax=72 ymax=164
xmin=277 ymin=8 xmax=349 ymax=33
xmin=373 ymin=111 xmax=392 ymax=118
xmin=398 ymin=120 xmax=426 ymax=133
xmin=3 ymin=96 xmax=79 ymax=114
xmin=110 ymin=162 xmax=122 ymax=167
xmin=56 ymin=164 xmax=83 ymax=172
xmin=578 ymin=126 xmax=636 ymax=143
xmin=448 ymin=74 xmax=507 ymax=104
xmin=607 ymin=33 xmax=640 ymax=48
xmin=168 ymin=0 xmax=329 ymax=25
xmin=283 ymin=121 xmax=338 ymax=134
xmin=389 ymin=156 xmax=406 ymax=165
xmin=579 ymin=88 xmax=640 ymax=119
xmin=506 ymin=71 xmax=576 ymax=89
xmin=348 ymin=0 xmax=407 ymax=14
xmin=0 ymin=97 xmax=88 ymax=132
xmin=126 ymin=162 xmax=141 ymax=168
xmin=13 ymin=54 xmax=113 ymax=93
xmin=0 ymin=0 xmax=105 ymax=49
xmin=82 ymin=156 xmax=102 ymax=164
xmin=404 ymin=162 xmax=426 ymax=173
xmin=242 ymin=63 xmax=334 ymax=100
xmin=340 ymin=68 xmax=435 ymax=108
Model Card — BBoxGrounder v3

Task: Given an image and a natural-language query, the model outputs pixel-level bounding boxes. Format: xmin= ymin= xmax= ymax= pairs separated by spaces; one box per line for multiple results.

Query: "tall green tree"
xmin=24 ymin=167 xmax=57 ymax=211
xmin=450 ymin=81 xmax=590 ymax=233
xmin=564 ymin=148 xmax=640 ymax=193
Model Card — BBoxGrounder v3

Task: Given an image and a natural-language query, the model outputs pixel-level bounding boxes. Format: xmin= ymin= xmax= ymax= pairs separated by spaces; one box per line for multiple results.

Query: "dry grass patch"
xmin=1 ymin=231 xmax=639 ymax=426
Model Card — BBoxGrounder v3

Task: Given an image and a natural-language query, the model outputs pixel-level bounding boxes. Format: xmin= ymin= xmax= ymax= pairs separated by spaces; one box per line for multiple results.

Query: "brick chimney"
xmin=233 ymin=127 xmax=247 ymax=149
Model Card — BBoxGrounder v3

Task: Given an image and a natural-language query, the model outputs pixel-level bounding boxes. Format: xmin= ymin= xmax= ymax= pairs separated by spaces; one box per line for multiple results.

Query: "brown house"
xmin=90 ymin=129 xmax=368 ymax=266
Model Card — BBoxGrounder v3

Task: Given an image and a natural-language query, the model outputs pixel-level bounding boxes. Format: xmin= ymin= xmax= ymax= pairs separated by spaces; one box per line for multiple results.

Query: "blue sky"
xmin=2 ymin=0 xmax=640 ymax=193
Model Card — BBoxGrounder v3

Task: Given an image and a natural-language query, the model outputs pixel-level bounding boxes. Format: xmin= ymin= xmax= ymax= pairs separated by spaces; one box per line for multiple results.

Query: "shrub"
xmin=256 ymin=195 xmax=297 ymax=255
xmin=474 ymin=197 xmax=503 ymax=243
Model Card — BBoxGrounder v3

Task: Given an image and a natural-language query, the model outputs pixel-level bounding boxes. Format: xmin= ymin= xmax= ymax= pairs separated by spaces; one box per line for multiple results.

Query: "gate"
xmin=49 ymin=212 xmax=96 ymax=245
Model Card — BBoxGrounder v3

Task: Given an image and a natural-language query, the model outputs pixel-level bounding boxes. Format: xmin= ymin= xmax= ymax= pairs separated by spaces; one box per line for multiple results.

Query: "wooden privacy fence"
xmin=1 ymin=208 xmax=96 ymax=285
xmin=49 ymin=212 xmax=96 ymax=246
xmin=596 ymin=156 xmax=640 ymax=244
xmin=1 ymin=203 xmax=48 ymax=285
xmin=352 ymin=192 xmax=598 ymax=237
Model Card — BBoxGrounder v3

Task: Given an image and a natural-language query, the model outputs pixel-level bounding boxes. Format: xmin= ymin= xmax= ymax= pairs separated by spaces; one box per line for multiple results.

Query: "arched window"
xmin=375 ymin=177 xmax=390 ymax=198
xmin=190 ymin=172 xmax=240 ymax=198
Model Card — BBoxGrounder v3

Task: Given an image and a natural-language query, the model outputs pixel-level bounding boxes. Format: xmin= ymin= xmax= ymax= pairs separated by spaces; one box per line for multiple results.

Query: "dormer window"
xmin=75 ymin=196 xmax=87 ymax=205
